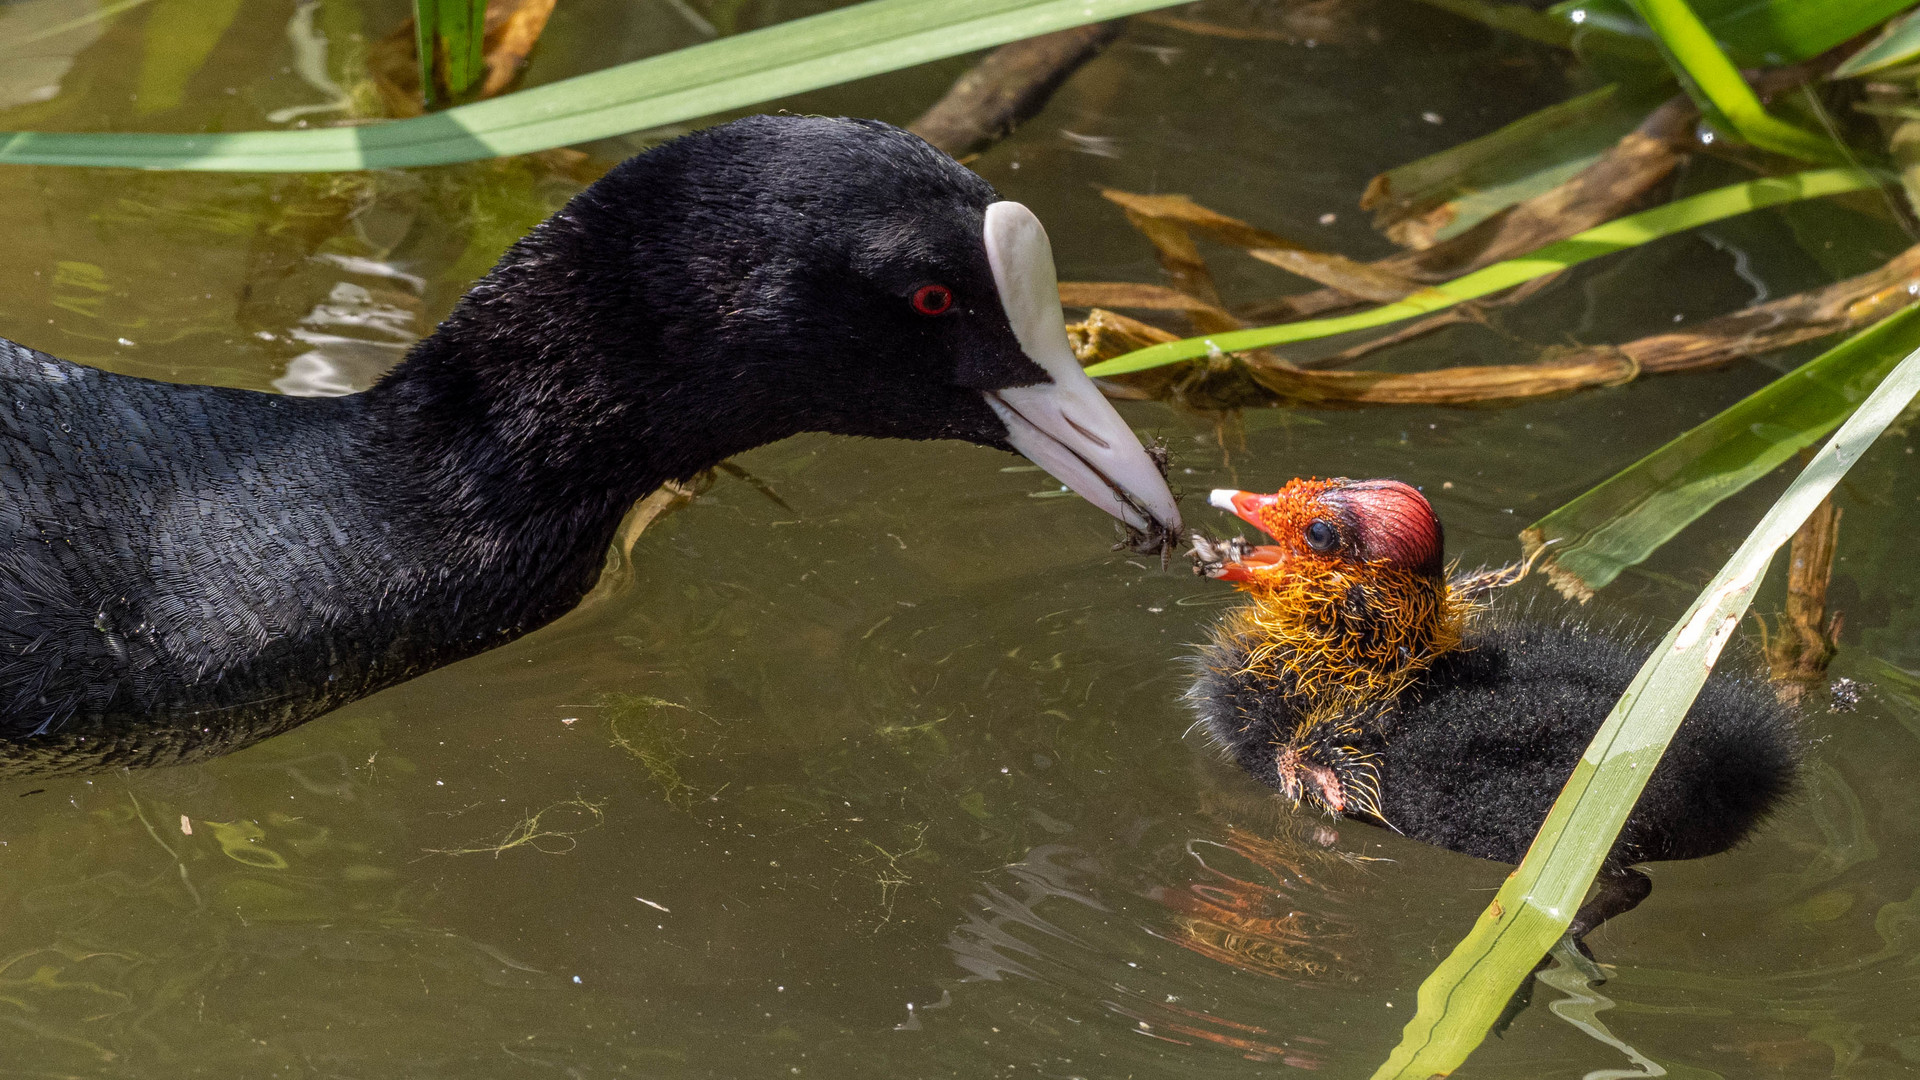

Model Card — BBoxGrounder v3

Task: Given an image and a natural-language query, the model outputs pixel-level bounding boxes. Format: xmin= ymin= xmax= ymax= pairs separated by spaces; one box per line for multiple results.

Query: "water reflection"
xmin=0 ymin=0 xmax=106 ymax=109
xmin=0 ymin=738 xmax=589 ymax=1073
xmin=949 ymin=844 xmax=1112 ymax=983
xmin=1149 ymin=828 xmax=1361 ymax=984
xmin=274 ymin=274 xmax=422 ymax=396
xmin=945 ymin=839 xmax=1336 ymax=1069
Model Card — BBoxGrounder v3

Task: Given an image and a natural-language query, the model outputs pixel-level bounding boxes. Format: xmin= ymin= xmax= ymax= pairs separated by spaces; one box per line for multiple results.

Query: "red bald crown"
xmin=1217 ymin=477 xmax=1444 ymax=578
xmin=1324 ymin=479 xmax=1444 ymax=578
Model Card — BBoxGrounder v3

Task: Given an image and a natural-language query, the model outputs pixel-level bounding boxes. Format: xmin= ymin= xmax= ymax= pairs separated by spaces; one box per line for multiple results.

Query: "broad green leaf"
xmin=1085 ymin=168 xmax=1883 ymax=378
xmin=1832 ymin=6 xmax=1920 ymax=76
xmin=0 ymin=0 xmax=1191 ymax=171
xmin=1524 ymin=301 xmax=1920 ymax=598
xmin=1627 ymin=0 xmax=1847 ymax=163
xmin=1556 ymin=0 xmax=1917 ymax=66
xmin=134 ymin=0 xmax=244 ymax=115
xmin=1366 ymin=83 xmax=1660 ymax=247
xmin=1372 ymin=333 xmax=1920 ymax=1080
xmin=1701 ymin=0 xmax=1918 ymax=62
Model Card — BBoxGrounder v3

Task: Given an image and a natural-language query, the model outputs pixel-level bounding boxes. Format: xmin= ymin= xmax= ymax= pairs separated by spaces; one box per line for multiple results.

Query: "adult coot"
xmin=0 ymin=115 xmax=1180 ymax=776
xmin=1186 ymin=478 xmax=1798 ymax=943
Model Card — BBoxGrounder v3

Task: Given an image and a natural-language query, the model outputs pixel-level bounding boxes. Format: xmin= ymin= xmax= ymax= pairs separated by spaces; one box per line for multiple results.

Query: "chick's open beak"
xmin=1209 ymin=489 xmax=1282 ymax=537
xmin=983 ymin=201 xmax=1181 ymax=535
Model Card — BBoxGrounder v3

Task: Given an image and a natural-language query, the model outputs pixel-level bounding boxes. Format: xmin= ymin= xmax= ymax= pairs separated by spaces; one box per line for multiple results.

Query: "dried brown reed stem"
xmin=910 ymin=21 xmax=1126 ymax=158
xmin=1763 ymin=495 xmax=1844 ymax=701
xmin=1065 ymin=237 xmax=1920 ymax=410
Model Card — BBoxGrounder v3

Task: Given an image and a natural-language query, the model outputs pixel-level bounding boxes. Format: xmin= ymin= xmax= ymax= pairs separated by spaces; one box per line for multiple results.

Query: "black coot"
xmin=0 ymin=116 xmax=1180 ymax=776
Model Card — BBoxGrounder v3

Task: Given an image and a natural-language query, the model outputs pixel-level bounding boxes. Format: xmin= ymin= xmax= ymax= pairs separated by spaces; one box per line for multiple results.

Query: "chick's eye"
xmin=1305 ymin=519 xmax=1339 ymax=553
xmin=911 ymin=283 xmax=953 ymax=316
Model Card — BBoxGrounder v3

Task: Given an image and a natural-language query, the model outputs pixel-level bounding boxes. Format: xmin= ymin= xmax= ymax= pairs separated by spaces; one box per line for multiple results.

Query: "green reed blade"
xmin=1524 ymin=303 xmax=1920 ymax=597
xmin=1545 ymin=0 xmax=1916 ymax=67
xmin=1085 ymin=168 xmax=1883 ymax=378
xmin=1422 ymin=0 xmax=1912 ymax=71
xmin=413 ymin=0 xmax=441 ymax=107
xmin=438 ymin=0 xmax=488 ymax=100
xmin=1372 ymin=334 xmax=1920 ymax=1080
xmin=416 ymin=0 xmax=499 ymax=105
xmin=1627 ymin=0 xmax=1846 ymax=164
xmin=1833 ymin=6 xmax=1920 ymax=77
xmin=0 ymin=0 xmax=1189 ymax=171
xmin=1366 ymin=83 xmax=1661 ymax=246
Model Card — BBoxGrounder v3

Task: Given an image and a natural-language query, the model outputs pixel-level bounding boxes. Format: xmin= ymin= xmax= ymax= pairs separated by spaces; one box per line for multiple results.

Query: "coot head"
xmin=419 ymin=115 xmax=1179 ymax=534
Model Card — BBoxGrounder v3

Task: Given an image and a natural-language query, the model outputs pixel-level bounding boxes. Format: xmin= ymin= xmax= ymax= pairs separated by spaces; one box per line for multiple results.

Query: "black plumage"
xmin=1194 ymin=604 xmax=1799 ymax=862
xmin=0 ymin=115 xmax=1175 ymax=776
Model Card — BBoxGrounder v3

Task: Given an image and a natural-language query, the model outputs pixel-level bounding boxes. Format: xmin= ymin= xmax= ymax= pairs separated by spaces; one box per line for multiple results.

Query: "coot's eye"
xmin=1305 ymin=519 xmax=1339 ymax=553
xmin=911 ymin=283 xmax=954 ymax=316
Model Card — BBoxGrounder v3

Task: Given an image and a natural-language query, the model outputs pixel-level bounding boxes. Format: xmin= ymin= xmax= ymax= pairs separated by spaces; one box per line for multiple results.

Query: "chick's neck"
xmin=1222 ymin=553 xmax=1469 ymax=709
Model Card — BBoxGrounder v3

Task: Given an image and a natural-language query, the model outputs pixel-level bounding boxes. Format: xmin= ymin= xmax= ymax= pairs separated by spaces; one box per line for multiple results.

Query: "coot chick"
xmin=0 ymin=115 xmax=1180 ymax=777
xmin=1187 ymin=478 xmax=1798 ymax=942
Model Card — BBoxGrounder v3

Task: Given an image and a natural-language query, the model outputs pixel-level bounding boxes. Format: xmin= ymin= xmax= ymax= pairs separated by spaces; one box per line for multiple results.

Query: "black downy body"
xmin=1190 ymin=487 xmax=1800 ymax=943
xmin=1194 ymin=604 xmax=1798 ymax=904
xmin=0 ymin=116 xmax=1177 ymax=777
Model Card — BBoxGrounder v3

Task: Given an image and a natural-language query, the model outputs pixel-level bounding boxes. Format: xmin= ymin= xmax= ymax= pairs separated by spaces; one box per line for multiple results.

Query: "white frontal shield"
xmin=980 ymin=201 xmax=1181 ymax=534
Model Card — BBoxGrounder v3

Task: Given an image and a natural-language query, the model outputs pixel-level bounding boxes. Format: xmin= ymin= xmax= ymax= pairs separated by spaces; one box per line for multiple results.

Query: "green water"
xmin=0 ymin=1 xmax=1917 ymax=1076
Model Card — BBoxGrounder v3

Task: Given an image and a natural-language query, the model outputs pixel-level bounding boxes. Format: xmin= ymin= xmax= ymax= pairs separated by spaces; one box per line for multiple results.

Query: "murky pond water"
xmin=1 ymin=1 xmax=1917 ymax=1076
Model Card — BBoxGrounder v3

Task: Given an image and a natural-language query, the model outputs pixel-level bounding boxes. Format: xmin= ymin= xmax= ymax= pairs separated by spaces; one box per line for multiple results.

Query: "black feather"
xmin=1191 ymin=597 xmax=1801 ymax=873
xmin=0 ymin=116 xmax=1066 ymax=776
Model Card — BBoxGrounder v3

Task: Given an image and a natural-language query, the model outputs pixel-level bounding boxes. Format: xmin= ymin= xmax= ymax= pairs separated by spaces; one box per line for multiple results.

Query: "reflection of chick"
xmin=1151 ymin=826 xmax=1360 ymax=983
xmin=1187 ymin=478 xmax=1800 ymax=943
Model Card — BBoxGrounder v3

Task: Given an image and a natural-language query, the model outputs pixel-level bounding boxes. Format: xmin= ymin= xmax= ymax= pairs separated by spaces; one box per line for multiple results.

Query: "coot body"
xmin=0 ymin=115 xmax=1181 ymax=775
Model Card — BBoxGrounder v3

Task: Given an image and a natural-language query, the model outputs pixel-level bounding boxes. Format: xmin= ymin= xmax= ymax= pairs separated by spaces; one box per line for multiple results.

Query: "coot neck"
xmin=357 ymin=228 xmax=791 ymax=607
xmin=360 ymin=188 xmax=796 ymax=568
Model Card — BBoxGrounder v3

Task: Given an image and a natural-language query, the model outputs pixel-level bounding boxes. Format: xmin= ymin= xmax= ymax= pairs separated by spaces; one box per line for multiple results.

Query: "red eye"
xmin=911 ymin=283 xmax=953 ymax=316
